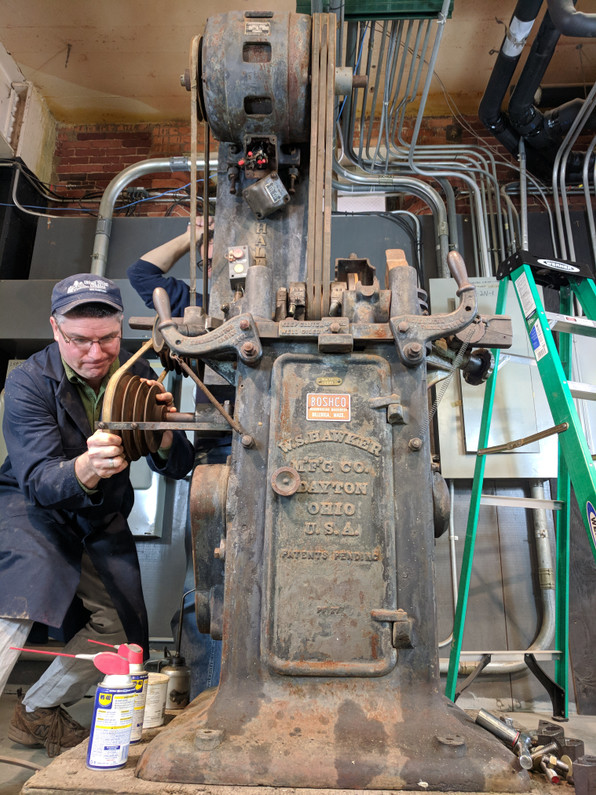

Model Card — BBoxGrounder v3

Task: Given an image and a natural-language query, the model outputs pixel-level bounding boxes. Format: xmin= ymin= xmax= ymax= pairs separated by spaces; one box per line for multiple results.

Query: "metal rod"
xmin=171 ymin=354 xmax=243 ymax=435
xmin=477 ymin=422 xmax=569 ymax=455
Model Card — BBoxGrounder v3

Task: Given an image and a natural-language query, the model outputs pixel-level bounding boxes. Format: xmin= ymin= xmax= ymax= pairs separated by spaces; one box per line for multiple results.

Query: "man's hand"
xmin=75 ymin=430 xmax=127 ymax=489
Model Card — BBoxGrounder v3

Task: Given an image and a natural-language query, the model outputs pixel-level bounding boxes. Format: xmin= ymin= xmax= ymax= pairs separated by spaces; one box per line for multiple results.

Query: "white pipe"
xmin=439 ymin=481 xmax=556 ymax=676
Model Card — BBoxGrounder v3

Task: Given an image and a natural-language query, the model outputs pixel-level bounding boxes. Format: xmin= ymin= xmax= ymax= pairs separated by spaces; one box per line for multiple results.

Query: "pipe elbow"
xmin=547 ymin=0 xmax=596 ymax=37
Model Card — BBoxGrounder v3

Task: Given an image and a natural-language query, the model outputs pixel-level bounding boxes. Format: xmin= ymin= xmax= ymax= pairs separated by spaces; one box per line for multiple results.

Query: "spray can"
xmin=122 ymin=644 xmax=148 ymax=743
xmin=86 ymin=656 xmax=136 ymax=771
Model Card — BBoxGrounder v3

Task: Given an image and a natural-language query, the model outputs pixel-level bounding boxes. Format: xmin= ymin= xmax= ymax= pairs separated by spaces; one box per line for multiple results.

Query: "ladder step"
xmin=480 ymin=495 xmax=563 ymax=510
xmin=546 ymin=311 xmax=596 ymax=337
xmin=441 ymin=650 xmax=562 ymax=664
xmin=568 ymin=380 xmax=596 ymax=401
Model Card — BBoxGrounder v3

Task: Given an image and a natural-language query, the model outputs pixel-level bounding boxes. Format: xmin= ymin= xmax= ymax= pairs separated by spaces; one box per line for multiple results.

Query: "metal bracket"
xmin=371 ymin=608 xmax=414 ymax=649
xmin=524 ymin=653 xmax=567 ymax=721
xmin=453 ymin=654 xmax=491 ymax=702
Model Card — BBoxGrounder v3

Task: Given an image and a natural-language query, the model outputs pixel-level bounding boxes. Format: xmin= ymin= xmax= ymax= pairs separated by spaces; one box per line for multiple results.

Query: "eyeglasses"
xmin=57 ymin=325 xmax=121 ymax=352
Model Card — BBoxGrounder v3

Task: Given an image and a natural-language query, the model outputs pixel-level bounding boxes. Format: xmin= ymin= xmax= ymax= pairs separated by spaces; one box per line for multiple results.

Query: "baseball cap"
xmin=51 ymin=273 xmax=123 ymax=315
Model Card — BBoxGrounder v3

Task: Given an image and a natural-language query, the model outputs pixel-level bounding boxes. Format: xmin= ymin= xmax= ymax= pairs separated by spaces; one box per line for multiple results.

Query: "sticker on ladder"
xmin=529 ymin=320 xmax=548 ymax=361
xmin=514 ymin=272 xmax=536 ymax=320
xmin=587 ymin=502 xmax=596 ymax=550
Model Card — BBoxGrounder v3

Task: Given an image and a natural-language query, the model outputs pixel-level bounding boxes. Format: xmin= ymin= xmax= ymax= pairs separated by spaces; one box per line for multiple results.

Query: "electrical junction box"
xmin=429 ymin=277 xmax=558 ymax=480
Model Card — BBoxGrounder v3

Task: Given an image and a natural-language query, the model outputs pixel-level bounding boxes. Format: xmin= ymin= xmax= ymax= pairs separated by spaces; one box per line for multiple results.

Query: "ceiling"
xmin=1 ymin=0 xmax=596 ymax=126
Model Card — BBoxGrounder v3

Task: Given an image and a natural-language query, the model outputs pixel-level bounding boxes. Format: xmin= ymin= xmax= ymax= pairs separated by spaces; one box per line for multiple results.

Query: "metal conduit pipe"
xmin=91 ymin=156 xmax=217 ymax=276
xmin=386 ymin=144 xmax=508 ymax=264
xmin=372 ymin=143 xmax=501 ymax=276
xmin=439 ymin=481 xmax=555 ymax=676
xmin=552 ymin=79 xmax=596 ymax=259
xmin=332 ymin=161 xmax=450 ymax=275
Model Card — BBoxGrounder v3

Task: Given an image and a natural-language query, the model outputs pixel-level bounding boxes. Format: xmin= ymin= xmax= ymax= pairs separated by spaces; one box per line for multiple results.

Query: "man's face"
xmin=50 ymin=314 xmax=122 ymax=385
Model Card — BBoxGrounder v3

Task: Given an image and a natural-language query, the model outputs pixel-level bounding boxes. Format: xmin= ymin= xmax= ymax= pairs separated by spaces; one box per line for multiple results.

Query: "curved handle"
xmin=447 ymin=250 xmax=473 ymax=294
xmin=153 ymin=287 xmax=173 ymax=325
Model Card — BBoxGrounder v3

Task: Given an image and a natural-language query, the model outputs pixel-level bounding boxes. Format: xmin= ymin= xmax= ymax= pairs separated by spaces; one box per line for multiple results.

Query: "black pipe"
xmin=509 ymin=10 xmax=561 ymax=130
xmin=479 ymin=0 xmax=593 ymax=181
xmin=478 ymin=0 xmax=544 ymax=154
xmin=547 ymin=0 xmax=596 ymax=37
xmin=507 ymin=3 xmax=596 ymax=180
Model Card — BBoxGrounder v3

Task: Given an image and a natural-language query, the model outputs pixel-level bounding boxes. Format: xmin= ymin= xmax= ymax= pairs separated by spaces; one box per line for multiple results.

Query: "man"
xmin=127 ymin=219 xmax=224 ymax=700
xmin=0 ymin=273 xmax=195 ymax=756
xmin=127 ymin=217 xmax=211 ymax=315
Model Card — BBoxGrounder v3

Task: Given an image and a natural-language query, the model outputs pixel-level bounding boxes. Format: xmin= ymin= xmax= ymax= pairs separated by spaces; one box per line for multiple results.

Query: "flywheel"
xmin=101 ymin=370 xmax=167 ymax=461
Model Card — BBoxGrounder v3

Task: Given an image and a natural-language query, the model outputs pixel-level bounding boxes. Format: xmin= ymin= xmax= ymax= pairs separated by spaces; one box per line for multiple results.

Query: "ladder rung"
xmin=480 ymin=495 xmax=563 ymax=510
xmin=441 ymin=650 xmax=562 ymax=664
xmin=547 ymin=311 xmax=596 ymax=337
xmin=569 ymin=380 xmax=596 ymax=401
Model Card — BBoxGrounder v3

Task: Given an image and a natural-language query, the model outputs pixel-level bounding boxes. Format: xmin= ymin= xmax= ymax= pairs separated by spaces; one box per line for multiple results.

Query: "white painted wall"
xmin=0 ymin=41 xmax=56 ymax=182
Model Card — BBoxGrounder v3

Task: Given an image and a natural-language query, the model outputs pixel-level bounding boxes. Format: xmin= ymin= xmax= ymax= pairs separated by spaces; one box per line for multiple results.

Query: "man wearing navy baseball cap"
xmin=0 ymin=273 xmax=194 ymax=756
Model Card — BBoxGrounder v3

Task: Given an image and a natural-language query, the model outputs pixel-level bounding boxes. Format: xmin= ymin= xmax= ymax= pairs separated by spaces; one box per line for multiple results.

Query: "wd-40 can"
xmin=86 ymin=672 xmax=136 ymax=770
xmin=124 ymin=644 xmax=148 ymax=743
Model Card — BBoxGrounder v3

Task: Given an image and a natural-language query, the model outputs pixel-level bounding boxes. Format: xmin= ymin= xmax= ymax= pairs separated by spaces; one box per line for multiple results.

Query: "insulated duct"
xmin=547 ymin=0 xmax=596 ymax=37
xmin=479 ymin=0 xmax=596 ymax=181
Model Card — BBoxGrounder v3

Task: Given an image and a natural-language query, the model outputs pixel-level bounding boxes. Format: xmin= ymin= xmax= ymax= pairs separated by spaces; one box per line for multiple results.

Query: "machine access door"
xmin=262 ymin=352 xmax=397 ymax=676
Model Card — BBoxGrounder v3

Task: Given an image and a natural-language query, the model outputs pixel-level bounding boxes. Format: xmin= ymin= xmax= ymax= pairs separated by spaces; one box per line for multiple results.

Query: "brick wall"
xmin=50 ymin=116 xmax=567 ymax=217
xmin=53 ymin=122 xmax=205 ymax=217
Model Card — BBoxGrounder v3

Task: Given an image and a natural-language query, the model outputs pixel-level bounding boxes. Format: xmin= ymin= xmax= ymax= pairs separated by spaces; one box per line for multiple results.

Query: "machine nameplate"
xmin=279 ymin=318 xmax=349 ymax=337
xmin=245 ymin=20 xmax=271 ymax=35
xmin=316 ymin=376 xmax=343 ymax=385
xmin=306 ymin=392 xmax=350 ymax=421
xmin=263 ymin=353 xmax=397 ymax=676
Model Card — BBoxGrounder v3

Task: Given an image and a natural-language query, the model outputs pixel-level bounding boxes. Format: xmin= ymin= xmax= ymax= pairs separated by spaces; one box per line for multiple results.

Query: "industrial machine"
xmin=101 ymin=10 xmax=526 ymax=791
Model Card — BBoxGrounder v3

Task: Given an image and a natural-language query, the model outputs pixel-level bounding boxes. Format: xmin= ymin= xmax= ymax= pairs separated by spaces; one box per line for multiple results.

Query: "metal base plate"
xmin=134 ymin=686 xmax=530 ymax=791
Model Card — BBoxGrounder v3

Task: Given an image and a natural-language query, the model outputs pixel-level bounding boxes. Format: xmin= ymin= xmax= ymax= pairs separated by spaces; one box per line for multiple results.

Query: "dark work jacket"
xmin=0 ymin=343 xmax=195 ymax=655
xmin=127 ymin=258 xmax=196 ymax=316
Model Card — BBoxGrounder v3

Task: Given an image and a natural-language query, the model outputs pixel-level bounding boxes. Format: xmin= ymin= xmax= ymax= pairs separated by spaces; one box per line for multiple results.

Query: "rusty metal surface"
xmin=201 ymin=11 xmax=311 ymax=147
xmin=189 ymin=463 xmax=228 ymax=632
xmin=136 ymin=334 xmax=527 ymax=790
xmin=127 ymin=10 xmax=524 ymax=792
xmin=263 ymin=352 xmax=396 ymax=676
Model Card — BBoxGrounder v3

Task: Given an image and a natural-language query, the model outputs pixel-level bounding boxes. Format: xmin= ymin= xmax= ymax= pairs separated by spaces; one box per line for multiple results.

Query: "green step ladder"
xmin=445 ymin=250 xmax=596 ymax=719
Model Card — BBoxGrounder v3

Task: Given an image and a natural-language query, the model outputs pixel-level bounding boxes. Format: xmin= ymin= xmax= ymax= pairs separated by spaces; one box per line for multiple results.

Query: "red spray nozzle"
xmin=10 ymin=647 xmax=129 ymax=676
xmin=87 ymin=639 xmax=144 ymax=664
xmin=117 ymin=643 xmax=144 ymax=665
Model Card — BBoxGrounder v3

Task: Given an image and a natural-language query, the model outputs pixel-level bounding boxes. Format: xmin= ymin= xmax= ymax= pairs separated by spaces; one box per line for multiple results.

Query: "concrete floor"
xmin=1 ymin=678 xmax=596 ymax=795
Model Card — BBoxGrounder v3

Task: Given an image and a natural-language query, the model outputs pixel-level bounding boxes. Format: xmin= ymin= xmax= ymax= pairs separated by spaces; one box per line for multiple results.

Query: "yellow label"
xmin=98 ymin=692 xmax=113 ymax=707
xmin=316 ymin=376 xmax=343 ymax=386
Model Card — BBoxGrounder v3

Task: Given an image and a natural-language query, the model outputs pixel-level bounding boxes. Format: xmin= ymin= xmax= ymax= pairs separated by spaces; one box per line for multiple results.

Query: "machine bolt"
xmin=398 ymin=321 xmax=409 ymax=333
xmin=220 ymin=303 xmax=230 ymax=315
xmin=241 ymin=434 xmax=254 ymax=448
xmin=241 ymin=341 xmax=258 ymax=358
xmin=404 ymin=342 xmax=423 ymax=360
xmin=409 ymin=437 xmax=422 ymax=451
xmin=194 ymin=727 xmax=224 ymax=751
xmin=214 ymin=539 xmax=226 ymax=560
xmin=435 ymin=734 xmax=467 ymax=757
xmin=239 ymin=318 xmax=250 ymax=331
xmin=330 ymin=322 xmax=341 ymax=333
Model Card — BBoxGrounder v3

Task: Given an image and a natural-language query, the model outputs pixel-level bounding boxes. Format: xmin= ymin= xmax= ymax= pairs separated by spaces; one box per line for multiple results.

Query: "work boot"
xmin=8 ymin=691 xmax=90 ymax=757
